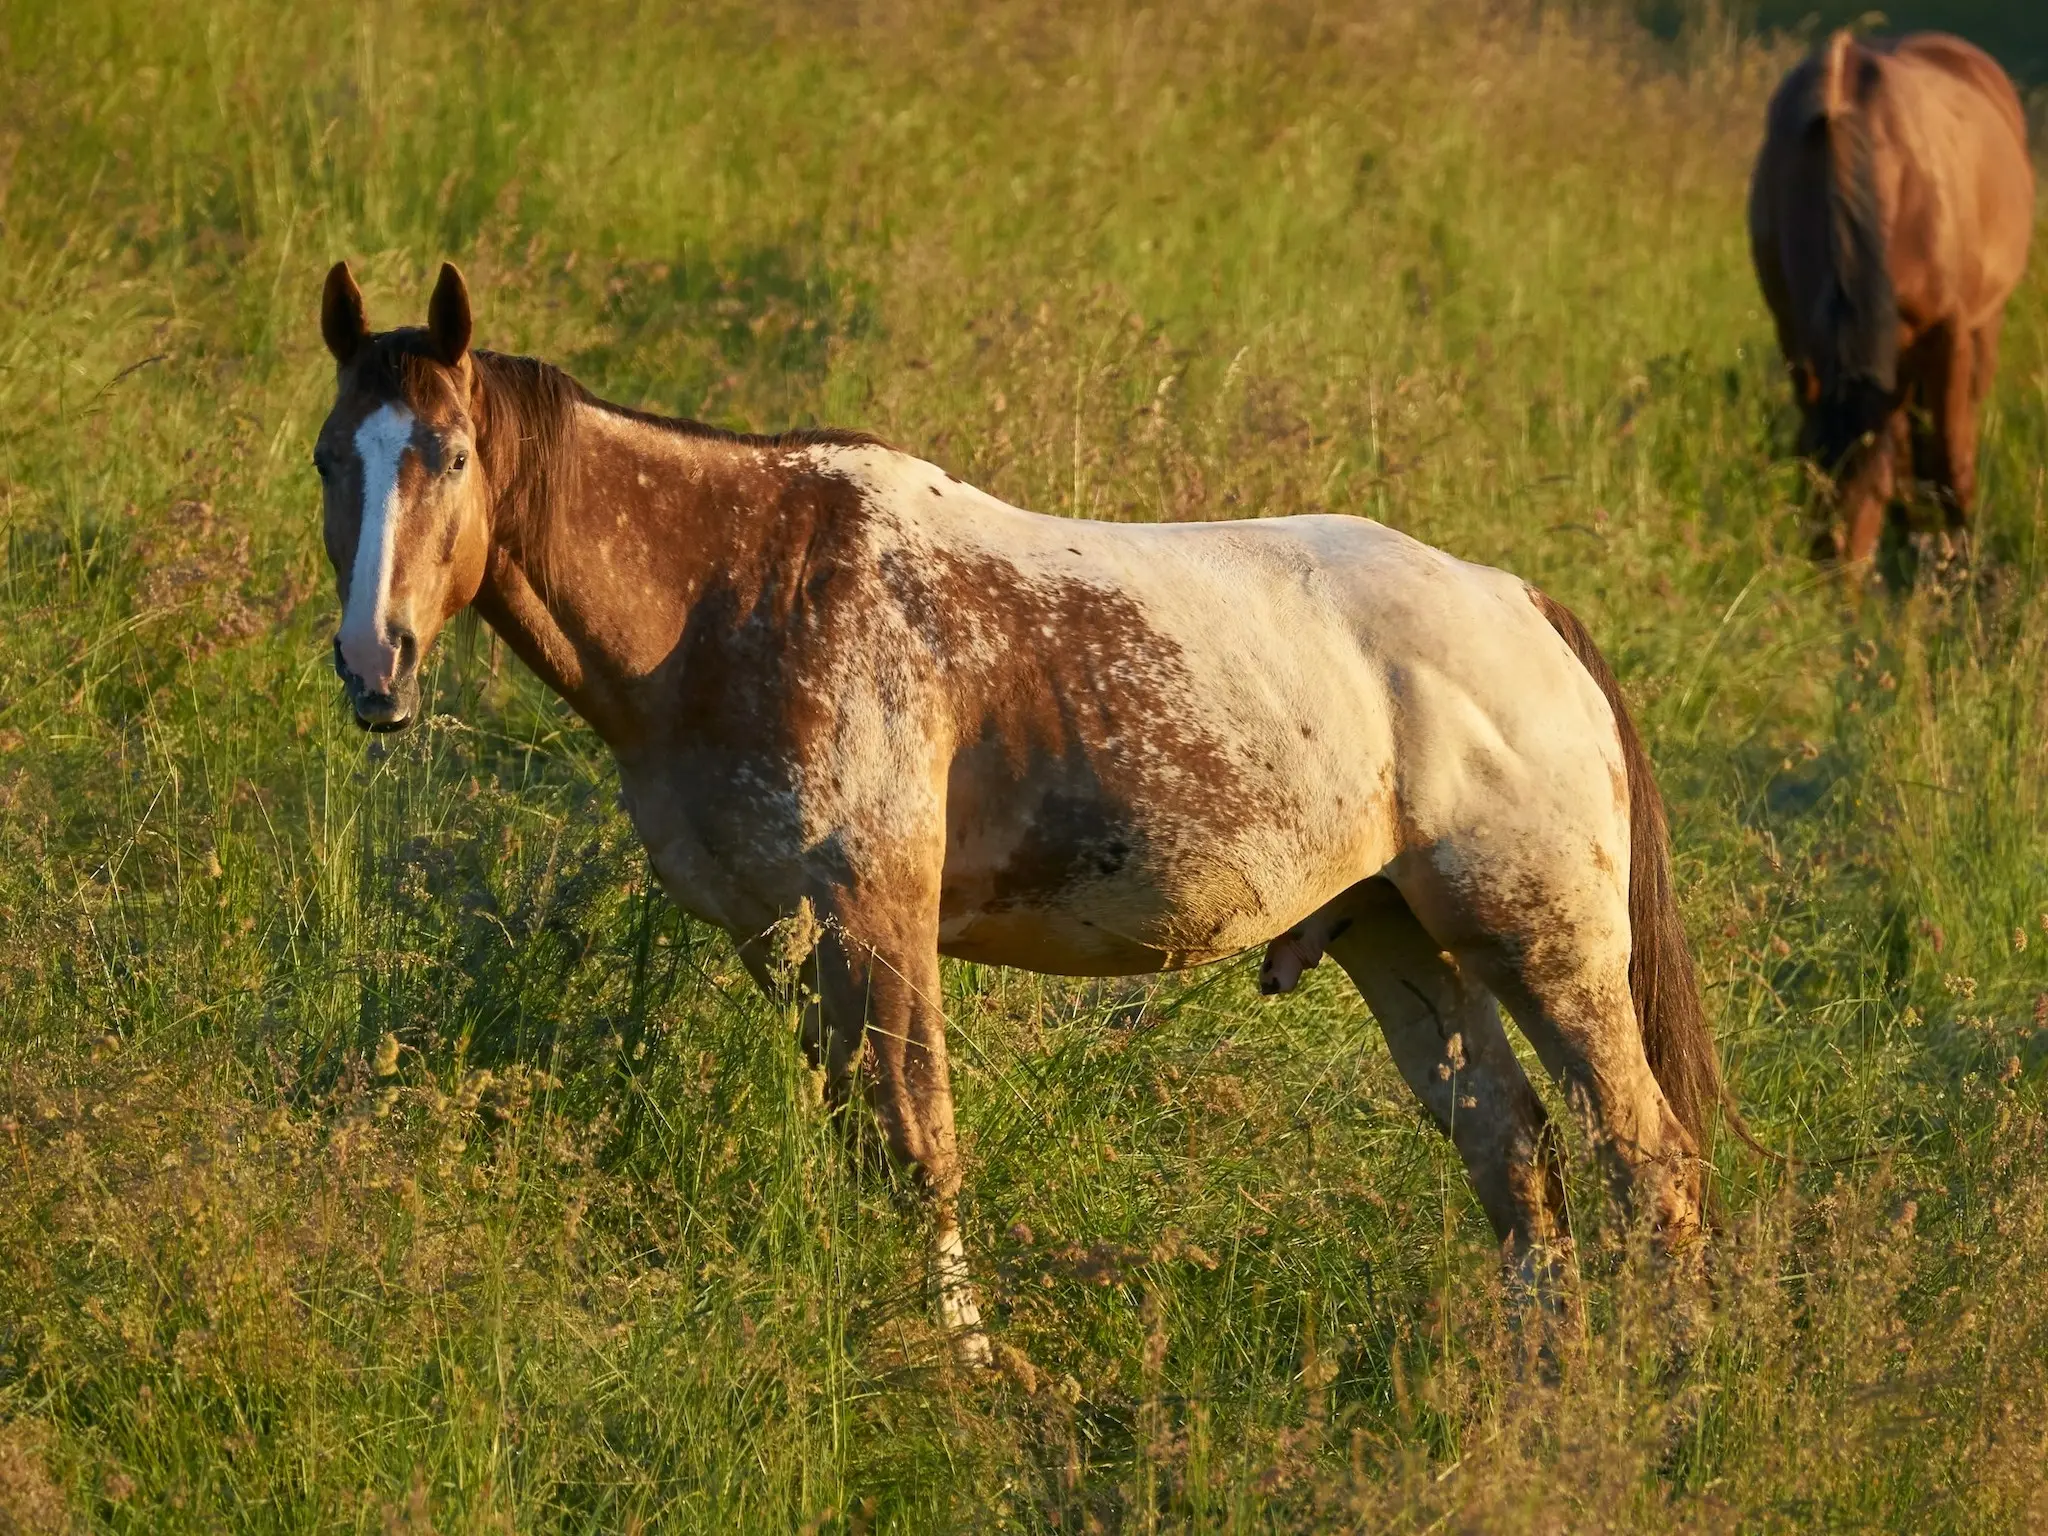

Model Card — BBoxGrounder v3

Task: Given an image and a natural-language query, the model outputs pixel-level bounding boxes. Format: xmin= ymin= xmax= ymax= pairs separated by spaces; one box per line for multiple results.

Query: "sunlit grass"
xmin=2 ymin=0 xmax=2047 ymax=1529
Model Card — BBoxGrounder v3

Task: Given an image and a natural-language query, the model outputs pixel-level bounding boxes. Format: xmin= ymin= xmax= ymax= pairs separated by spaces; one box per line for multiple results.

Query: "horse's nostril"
xmin=392 ymin=627 xmax=419 ymax=674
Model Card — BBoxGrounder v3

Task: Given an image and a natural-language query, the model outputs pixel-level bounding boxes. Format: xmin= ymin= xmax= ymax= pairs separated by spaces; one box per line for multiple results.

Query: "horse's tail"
xmin=1528 ymin=589 xmax=1729 ymax=1159
xmin=1806 ymin=28 xmax=1899 ymax=452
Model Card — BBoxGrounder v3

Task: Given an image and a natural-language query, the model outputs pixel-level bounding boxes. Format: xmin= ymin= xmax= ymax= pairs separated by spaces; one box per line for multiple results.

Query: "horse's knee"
xmin=868 ymin=1094 xmax=938 ymax=1179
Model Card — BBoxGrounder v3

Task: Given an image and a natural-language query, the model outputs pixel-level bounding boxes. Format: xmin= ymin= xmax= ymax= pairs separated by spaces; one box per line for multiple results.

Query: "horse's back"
xmin=831 ymin=447 xmax=1604 ymax=758
xmin=1891 ymin=34 xmax=2027 ymax=135
xmin=876 ymin=465 xmax=1602 ymax=757
xmin=949 ymin=501 xmax=1585 ymax=732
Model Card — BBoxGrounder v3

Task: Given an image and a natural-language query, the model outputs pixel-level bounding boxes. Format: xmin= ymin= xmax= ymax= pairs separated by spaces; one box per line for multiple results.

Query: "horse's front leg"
xmin=1837 ymin=408 xmax=1906 ymax=568
xmin=806 ymin=872 xmax=992 ymax=1370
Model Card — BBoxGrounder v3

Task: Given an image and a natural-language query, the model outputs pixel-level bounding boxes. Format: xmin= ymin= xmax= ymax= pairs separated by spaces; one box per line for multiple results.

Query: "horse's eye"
xmin=450 ymin=450 xmax=469 ymax=474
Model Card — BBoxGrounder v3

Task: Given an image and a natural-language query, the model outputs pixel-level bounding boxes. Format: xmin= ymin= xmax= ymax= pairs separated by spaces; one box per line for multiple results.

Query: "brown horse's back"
xmin=1892 ymin=34 xmax=2026 ymax=142
xmin=1749 ymin=30 xmax=2033 ymax=562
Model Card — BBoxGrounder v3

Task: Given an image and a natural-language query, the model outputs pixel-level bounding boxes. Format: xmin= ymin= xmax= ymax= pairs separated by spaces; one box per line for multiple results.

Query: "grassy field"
xmin=3 ymin=0 xmax=2048 ymax=1529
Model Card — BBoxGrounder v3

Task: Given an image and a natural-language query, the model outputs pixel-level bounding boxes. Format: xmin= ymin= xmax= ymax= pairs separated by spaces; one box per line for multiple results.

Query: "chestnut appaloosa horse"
xmin=1749 ymin=29 xmax=2034 ymax=567
xmin=316 ymin=261 xmax=1731 ymax=1364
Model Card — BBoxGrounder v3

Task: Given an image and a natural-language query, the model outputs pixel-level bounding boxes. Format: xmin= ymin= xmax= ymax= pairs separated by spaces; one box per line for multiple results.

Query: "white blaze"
xmin=338 ymin=403 xmax=416 ymax=691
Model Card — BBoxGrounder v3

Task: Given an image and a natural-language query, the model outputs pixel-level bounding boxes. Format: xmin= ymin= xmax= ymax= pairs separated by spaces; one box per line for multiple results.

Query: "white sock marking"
xmin=933 ymin=1223 xmax=992 ymax=1367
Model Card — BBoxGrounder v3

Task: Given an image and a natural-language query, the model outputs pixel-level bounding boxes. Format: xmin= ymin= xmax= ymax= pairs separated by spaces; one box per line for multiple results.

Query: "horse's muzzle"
xmin=333 ymin=636 xmax=419 ymax=733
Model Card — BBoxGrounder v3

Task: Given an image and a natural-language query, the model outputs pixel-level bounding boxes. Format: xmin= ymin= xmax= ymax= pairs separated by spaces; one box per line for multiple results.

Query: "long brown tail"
xmin=1529 ymin=589 xmax=1754 ymax=1160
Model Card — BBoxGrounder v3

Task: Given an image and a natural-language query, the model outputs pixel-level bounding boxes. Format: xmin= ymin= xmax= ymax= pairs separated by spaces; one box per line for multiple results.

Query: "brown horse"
xmin=315 ymin=261 xmax=1731 ymax=1362
xmin=1749 ymin=30 xmax=2033 ymax=567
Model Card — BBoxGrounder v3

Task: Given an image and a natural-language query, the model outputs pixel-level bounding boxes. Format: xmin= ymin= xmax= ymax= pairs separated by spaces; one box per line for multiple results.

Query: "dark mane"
xmin=349 ymin=330 xmax=887 ymax=591
xmin=1791 ymin=33 xmax=1900 ymax=467
xmin=585 ymin=394 xmax=888 ymax=452
xmin=346 ymin=333 xmax=592 ymax=526
xmin=463 ymin=346 xmax=886 ymax=593
xmin=471 ymin=347 xmax=886 ymax=454
xmin=469 ymin=350 xmax=584 ymax=553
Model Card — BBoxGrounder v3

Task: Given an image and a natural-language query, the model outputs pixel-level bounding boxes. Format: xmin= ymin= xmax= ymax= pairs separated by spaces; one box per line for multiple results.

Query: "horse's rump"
xmin=1527 ymin=589 xmax=1719 ymax=1153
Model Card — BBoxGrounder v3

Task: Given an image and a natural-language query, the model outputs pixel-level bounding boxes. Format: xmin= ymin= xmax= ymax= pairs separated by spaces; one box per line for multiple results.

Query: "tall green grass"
xmin=2 ymin=0 xmax=2047 ymax=1529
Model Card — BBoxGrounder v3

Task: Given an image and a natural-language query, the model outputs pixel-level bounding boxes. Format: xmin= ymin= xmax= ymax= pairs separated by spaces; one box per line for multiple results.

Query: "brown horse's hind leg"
xmin=804 ymin=882 xmax=991 ymax=1369
xmin=1322 ymin=879 xmax=1565 ymax=1253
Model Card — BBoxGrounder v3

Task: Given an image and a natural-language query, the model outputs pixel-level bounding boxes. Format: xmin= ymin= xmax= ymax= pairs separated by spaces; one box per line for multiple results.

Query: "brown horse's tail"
xmin=1805 ymin=28 xmax=1899 ymax=463
xmin=1529 ymin=589 xmax=1727 ymax=1159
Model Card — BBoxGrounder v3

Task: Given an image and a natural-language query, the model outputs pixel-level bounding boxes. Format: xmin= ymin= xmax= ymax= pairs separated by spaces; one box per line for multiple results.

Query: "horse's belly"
xmin=937 ymin=807 xmax=1389 ymax=977
xmin=936 ymin=888 xmax=1278 ymax=976
xmin=937 ymin=910 xmax=1195 ymax=976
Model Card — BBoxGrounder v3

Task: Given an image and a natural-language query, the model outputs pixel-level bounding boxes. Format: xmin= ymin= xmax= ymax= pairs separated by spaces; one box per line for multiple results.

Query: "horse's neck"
xmin=470 ymin=529 xmax=622 ymax=738
xmin=471 ymin=404 xmax=783 ymax=749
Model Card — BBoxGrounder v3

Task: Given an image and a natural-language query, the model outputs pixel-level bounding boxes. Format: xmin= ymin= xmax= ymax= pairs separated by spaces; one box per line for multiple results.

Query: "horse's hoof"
xmin=1506 ymin=1238 xmax=1573 ymax=1307
xmin=953 ymin=1328 xmax=994 ymax=1371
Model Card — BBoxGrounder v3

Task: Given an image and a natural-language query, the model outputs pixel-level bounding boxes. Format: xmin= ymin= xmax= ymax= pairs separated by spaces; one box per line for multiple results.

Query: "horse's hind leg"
xmin=1322 ymin=879 xmax=1565 ymax=1252
xmin=1432 ymin=885 xmax=1704 ymax=1246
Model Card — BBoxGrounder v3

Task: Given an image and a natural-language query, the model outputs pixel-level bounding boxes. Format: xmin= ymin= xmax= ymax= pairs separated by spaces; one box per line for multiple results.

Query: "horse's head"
xmin=314 ymin=261 xmax=489 ymax=732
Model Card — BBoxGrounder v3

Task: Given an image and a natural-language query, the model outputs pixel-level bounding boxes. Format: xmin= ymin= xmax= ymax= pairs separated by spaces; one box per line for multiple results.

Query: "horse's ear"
xmin=322 ymin=261 xmax=369 ymax=366
xmin=427 ymin=262 xmax=472 ymax=368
